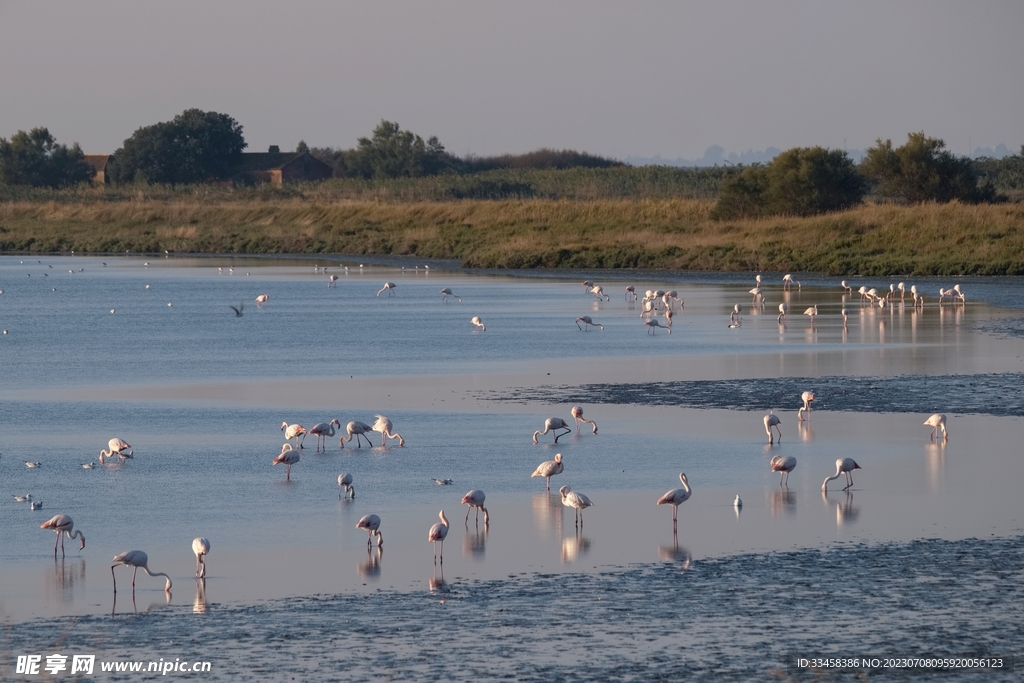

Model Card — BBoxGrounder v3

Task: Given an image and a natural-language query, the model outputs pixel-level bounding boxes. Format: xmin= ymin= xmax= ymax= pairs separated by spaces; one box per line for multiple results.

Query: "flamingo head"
xmin=554 ymin=453 xmax=562 ymax=463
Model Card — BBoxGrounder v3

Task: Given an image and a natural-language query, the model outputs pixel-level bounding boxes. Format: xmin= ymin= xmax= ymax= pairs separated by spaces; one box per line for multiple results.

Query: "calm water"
xmin=1 ymin=256 xmax=1023 ymax=679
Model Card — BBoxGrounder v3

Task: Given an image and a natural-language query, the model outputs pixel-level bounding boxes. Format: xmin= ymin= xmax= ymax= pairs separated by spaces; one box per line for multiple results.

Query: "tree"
xmin=0 ymin=128 xmax=92 ymax=188
xmin=346 ymin=120 xmax=459 ymax=179
xmin=861 ymin=132 xmax=994 ymax=203
xmin=711 ymin=147 xmax=864 ymax=219
xmin=110 ymin=109 xmax=246 ymax=184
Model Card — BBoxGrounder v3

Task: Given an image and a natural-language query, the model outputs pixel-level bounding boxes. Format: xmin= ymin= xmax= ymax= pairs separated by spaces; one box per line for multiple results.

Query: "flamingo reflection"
xmin=658 ymin=529 xmax=692 ymax=568
xmin=358 ymin=547 xmax=382 ymax=579
xmin=561 ymin=531 xmax=592 ymax=564
xmin=193 ymin=578 xmax=208 ymax=614
xmin=822 ymin=490 xmax=859 ymax=526
xmin=531 ymin=492 xmax=564 ymax=539
xmin=462 ymin=523 xmax=487 ymax=560
xmin=797 ymin=420 xmax=814 ymax=441
xmin=43 ymin=558 xmax=86 ymax=605
xmin=429 ymin=564 xmax=449 ymax=593
xmin=770 ymin=488 xmax=797 ymax=517
xmin=925 ymin=441 xmax=946 ymax=493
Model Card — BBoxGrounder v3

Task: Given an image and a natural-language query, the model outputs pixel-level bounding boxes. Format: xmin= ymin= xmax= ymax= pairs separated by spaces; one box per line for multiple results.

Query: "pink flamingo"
xmin=280 ymin=422 xmax=307 ymax=449
xmin=373 ymin=415 xmax=405 ymax=446
xmin=770 ymin=455 xmax=797 ymax=486
xmin=272 ymin=444 xmax=300 ymax=480
xmin=559 ymin=485 xmax=594 ymax=528
xmin=656 ymin=473 xmax=691 ymax=524
xmin=308 ymin=419 xmax=340 ymax=452
xmin=575 ymin=316 xmax=604 ymax=331
xmin=822 ymin=458 xmax=860 ymax=492
xmin=99 ymin=438 xmax=132 ymax=464
xmin=625 ymin=285 xmax=637 ymax=301
xmin=428 ymin=510 xmax=450 ymax=563
xmin=533 ymin=417 xmax=572 ymax=444
xmin=356 ymin=514 xmax=383 ymax=548
xmin=764 ymin=411 xmax=782 ymax=444
xmin=439 ymin=288 xmax=462 ymax=302
xmin=40 ymin=514 xmax=85 ymax=557
xmin=377 ymin=282 xmax=396 ymax=297
xmin=645 ymin=319 xmax=671 ymax=334
xmin=192 ymin=537 xmax=210 ymax=578
xmin=338 ymin=472 xmax=355 ymax=499
xmin=461 ymin=490 xmax=489 ymax=524
xmin=924 ymin=414 xmax=948 ymax=441
xmin=531 ymin=453 xmax=564 ymax=490
xmin=798 ymin=391 xmax=814 ymax=421
xmin=339 ymin=421 xmax=374 ymax=448
xmin=111 ymin=550 xmax=172 ymax=593
xmin=570 ymin=405 xmax=598 ymax=434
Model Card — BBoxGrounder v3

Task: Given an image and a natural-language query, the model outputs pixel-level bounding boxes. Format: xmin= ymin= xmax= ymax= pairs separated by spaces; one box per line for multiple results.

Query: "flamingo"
xmin=272 ymin=444 xmax=300 ymax=480
xmin=749 ymin=286 xmax=763 ymax=303
xmin=328 ymin=275 xmax=338 ymax=287
xmin=590 ymin=285 xmax=610 ymax=301
xmin=461 ymin=490 xmax=489 ymax=524
xmin=377 ymin=282 xmax=396 ymax=297
xmin=866 ymin=288 xmax=879 ymax=304
xmin=624 ymin=285 xmax=637 ymax=302
xmin=192 ymin=537 xmax=210 ymax=578
xmin=764 ymin=411 xmax=782 ymax=444
xmin=280 ymin=422 xmax=307 ymax=449
xmin=531 ymin=453 xmax=563 ymax=490
xmin=111 ymin=550 xmax=172 ymax=592
xmin=645 ymin=319 xmax=671 ymax=334
xmin=308 ymin=419 xmax=340 ymax=452
xmin=770 ymin=455 xmax=797 ymax=486
xmin=99 ymin=438 xmax=132 ymax=464
xmin=428 ymin=510 xmax=450 ymax=563
xmin=571 ymin=405 xmax=598 ymax=434
xmin=924 ymin=414 xmax=948 ymax=441
xmin=40 ymin=514 xmax=85 ymax=557
xmin=755 ymin=274 xmax=762 ymax=286
xmin=803 ymin=305 xmax=818 ymax=325
xmin=798 ymin=391 xmax=814 ymax=421
xmin=559 ymin=485 xmax=594 ymax=528
xmin=338 ymin=472 xmax=355 ymax=499
xmin=373 ymin=414 xmax=405 ymax=446
xmin=533 ymin=417 xmax=572 ymax=444
xmin=888 ymin=284 xmax=895 ymax=301
xmin=255 ymin=294 xmax=269 ymax=307
xmin=639 ymin=299 xmax=655 ymax=318
xmin=440 ymin=288 xmax=462 ymax=302
xmin=581 ymin=280 xmax=594 ymax=289
xmin=782 ymin=273 xmax=794 ymax=290
xmin=356 ymin=514 xmax=383 ymax=548
xmin=730 ymin=304 xmax=743 ymax=327
xmin=777 ymin=302 xmax=787 ymax=323
xmin=822 ymin=458 xmax=861 ymax=492
xmin=953 ymin=284 xmax=965 ymax=302
xmin=939 ymin=287 xmax=951 ymax=303
xmin=656 ymin=473 xmax=691 ymax=524
xmin=841 ymin=280 xmax=853 ymax=294
xmin=470 ymin=316 xmax=486 ymax=331
xmin=841 ymin=307 xmax=849 ymax=325
xmin=339 ymin=421 xmax=374 ymax=448
xmin=576 ymin=316 xmax=604 ymax=331
xmin=897 ymin=282 xmax=905 ymax=301
xmin=664 ymin=309 xmax=674 ymax=326
xmin=666 ymin=290 xmax=682 ymax=308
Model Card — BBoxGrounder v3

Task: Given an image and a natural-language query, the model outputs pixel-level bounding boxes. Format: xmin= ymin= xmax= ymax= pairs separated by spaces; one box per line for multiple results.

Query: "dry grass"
xmin=1 ymin=198 xmax=1022 ymax=275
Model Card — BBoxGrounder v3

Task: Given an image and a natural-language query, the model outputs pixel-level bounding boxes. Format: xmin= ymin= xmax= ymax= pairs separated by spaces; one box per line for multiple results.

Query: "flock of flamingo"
xmin=19 ymin=268 xmax=960 ymax=594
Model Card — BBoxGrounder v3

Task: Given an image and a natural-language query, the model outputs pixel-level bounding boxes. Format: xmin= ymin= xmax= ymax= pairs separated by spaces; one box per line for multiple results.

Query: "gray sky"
xmin=1 ymin=1 xmax=1021 ymax=159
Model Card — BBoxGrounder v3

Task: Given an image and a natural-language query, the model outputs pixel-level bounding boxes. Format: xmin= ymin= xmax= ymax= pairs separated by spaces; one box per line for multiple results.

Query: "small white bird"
xmin=30 ymin=500 xmax=43 ymax=510
xmin=734 ymin=495 xmax=743 ymax=508
xmin=13 ymin=494 xmax=33 ymax=502
xmin=80 ymin=462 xmax=95 ymax=469
xmin=432 ymin=478 xmax=454 ymax=485
xmin=25 ymin=461 xmax=40 ymax=468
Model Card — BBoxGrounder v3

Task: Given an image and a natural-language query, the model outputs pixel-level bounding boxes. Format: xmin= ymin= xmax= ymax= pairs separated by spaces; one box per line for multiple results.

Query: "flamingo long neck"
xmin=68 ymin=529 xmax=84 ymax=542
xmin=679 ymin=477 xmax=691 ymax=495
xmin=142 ymin=565 xmax=172 ymax=589
xmin=440 ymin=512 xmax=449 ymax=528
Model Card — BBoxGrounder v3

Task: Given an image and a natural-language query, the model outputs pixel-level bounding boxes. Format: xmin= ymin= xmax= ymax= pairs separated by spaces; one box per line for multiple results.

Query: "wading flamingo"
xmin=461 ymin=490 xmax=489 ymax=524
xmin=841 ymin=280 xmax=853 ymax=294
xmin=770 ymin=455 xmax=797 ymax=486
xmin=280 ymin=422 xmax=307 ymax=449
xmin=590 ymin=285 xmax=610 ymax=301
xmin=897 ymin=282 xmax=905 ymax=302
xmin=531 ymin=453 xmax=563 ymax=490
xmin=841 ymin=307 xmax=849 ymax=325
xmin=470 ymin=316 xmax=486 ymax=331
xmin=428 ymin=510 xmax=450 ymax=563
xmin=783 ymin=274 xmax=794 ymax=290
xmin=308 ymin=419 xmax=341 ymax=452
xmin=373 ymin=414 xmax=405 ymax=446
xmin=778 ymin=303 xmax=787 ymax=323
xmin=953 ymin=284 xmax=965 ymax=302
xmin=559 ymin=485 xmax=594 ymax=528
xmin=533 ymin=417 xmax=572 ymax=444
xmin=730 ymin=304 xmax=743 ymax=327
xmin=440 ymin=288 xmax=462 ymax=302
xmin=625 ymin=285 xmax=637 ymax=302
xmin=656 ymin=473 xmax=691 ymax=524
xmin=338 ymin=472 xmax=355 ymax=499
xmin=798 ymin=391 xmax=815 ymax=421
xmin=575 ymin=316 xmax=604 ymax=331
xmin=192 ymin=537 xmax=210 ymax=578
xmin=340 ymin=421 xmax=374 ymax=448
xmin=764 ymin=411 xmax=782 ymax=444
xmin=356 ymin=514 xmax=383 ymax=548
xmin=99 ymin=438 xmax=132 ymax=464
xmin=40 ymin=514 xmax=85 ymax=557
xmin=272 ymin=444 xmax=300 ymax=480
xmin=645 ymin=319 xmax=671 ymax=334
xmin=749 ymin=286 xmax=763 ymax=304
xmin=924 ymin=414 xmax=948 ymax=441
xmin=822 ymin=458 xmax=861 ymax=492
xmin=255 ymin=294 xmax=269 ymax=307
xmin=111 ymin=550 xmax=172 ymax=593
xmin=803 ymin=305 xmax=818 ymax=325
xmin=377 ymin=282 xmax=396 ymax=297
xmin=328 ymin=275 xmax=339 ymax=287
xmin=571 ymin=405 xmax=598 ymax=434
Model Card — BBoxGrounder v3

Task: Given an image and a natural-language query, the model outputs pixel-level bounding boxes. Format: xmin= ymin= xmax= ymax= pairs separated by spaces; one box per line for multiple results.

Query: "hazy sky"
xmin=2 ymin=1 xmax=1021 ymax=159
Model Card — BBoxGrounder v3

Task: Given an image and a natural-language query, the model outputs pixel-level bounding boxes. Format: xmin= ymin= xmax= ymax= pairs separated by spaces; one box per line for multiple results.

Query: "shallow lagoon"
xmin=1 ymin=255 xmax=1022 ymax=679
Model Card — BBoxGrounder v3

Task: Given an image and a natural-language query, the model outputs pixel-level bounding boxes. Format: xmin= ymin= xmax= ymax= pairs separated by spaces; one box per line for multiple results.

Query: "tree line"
xmin=1 ymin=110 xmax=1021 ymax=216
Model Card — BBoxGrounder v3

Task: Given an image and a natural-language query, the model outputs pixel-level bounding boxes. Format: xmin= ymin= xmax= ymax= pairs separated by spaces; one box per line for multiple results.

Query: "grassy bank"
xmin=2 ymin=197 xmax=1023 ymax=276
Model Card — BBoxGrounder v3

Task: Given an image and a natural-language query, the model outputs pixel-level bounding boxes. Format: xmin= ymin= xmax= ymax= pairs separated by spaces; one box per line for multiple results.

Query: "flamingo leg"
xmin=112 ymin=565 xmax=117 ymax=593
xmin=53 ymin=533 xmax=59 ymax=557
xmin=465 ymin=507 xmax=471 ymax=523
xmin=132 ymin=566 xmax=138 ymax=590
xmin=440 ymin=539 xmax=444 ymax=563
xmin=545 ymin=476 xmax=551 ymax=492
xmin=61 ymin=533 xmax=66 ymax=558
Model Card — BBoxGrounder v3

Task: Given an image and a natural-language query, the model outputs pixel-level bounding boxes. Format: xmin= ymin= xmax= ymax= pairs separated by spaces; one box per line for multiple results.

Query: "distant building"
xmin=83 ymin=154 xmax=114 ymax=184
xmin=236 ymin=146 xmax=334 ymax=186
